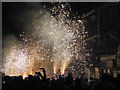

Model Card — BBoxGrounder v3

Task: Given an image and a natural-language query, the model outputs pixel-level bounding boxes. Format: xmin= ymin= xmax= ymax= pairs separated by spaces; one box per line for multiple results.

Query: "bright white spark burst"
xmin=2 ymin=3 xmax=90 ymax=78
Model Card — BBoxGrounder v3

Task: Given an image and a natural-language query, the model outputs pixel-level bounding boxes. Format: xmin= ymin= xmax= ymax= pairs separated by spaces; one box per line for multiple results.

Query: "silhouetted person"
xmin=35 ymin=67 xmax=46 ymax=81
xmin=65 ymin=73 xmax=74 ymax=89
xmin=93 ymin=74 xmax=116 ymax=90
xmin=40 ymin=68 xmax=46 ymax=81
xmin=75 ymin=78 xmax=83 ymax=90
xmin=116 ymin=73 xmax=120 ymax=90
xmin=66 ymin=73 xmax=73 ymax=85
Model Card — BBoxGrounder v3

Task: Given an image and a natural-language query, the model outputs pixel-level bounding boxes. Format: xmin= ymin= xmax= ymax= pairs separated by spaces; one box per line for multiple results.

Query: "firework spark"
xmin=2 ymin=3 xmax=90 ymax=78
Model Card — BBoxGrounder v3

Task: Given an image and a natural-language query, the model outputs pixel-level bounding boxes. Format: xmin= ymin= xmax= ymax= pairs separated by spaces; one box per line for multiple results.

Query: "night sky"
xmin=2 ymin=2 xmax=105 ymax=37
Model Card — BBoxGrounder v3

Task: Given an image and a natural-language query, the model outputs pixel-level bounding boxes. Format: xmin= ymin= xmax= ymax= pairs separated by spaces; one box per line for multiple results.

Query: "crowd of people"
xmin=2 ymin=68 xmax=120 ymax=90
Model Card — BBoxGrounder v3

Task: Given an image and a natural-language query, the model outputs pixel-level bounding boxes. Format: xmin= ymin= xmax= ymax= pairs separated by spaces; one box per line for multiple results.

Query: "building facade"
xmin=82 ymin=2 xmax=120 ymax=78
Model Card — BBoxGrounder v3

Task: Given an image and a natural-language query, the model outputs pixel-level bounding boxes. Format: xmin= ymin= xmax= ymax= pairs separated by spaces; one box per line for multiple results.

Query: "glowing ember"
xmin=2 ymin=3 xmax=90 ymax=78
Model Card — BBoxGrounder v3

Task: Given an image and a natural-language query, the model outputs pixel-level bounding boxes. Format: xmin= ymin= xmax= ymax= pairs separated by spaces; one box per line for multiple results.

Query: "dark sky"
xmin=2 ymin=2 xmax=105 ymax=37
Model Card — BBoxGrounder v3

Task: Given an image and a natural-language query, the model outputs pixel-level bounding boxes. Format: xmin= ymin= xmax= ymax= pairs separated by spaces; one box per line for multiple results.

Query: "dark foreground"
xmin=2 ymin=69 xmax=120 ymax=90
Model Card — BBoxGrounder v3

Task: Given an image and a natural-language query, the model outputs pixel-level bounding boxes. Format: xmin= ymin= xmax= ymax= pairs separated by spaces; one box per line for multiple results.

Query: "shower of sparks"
xmin=2 ymin=3 xmax=90 ymax=78
xmin=3 ymin=34 xmax=44 ymax=78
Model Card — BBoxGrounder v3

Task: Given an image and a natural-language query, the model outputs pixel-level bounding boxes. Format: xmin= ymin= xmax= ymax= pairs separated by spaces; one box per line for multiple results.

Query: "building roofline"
xmin=81 ymin=2 xmax=115 ymax=19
